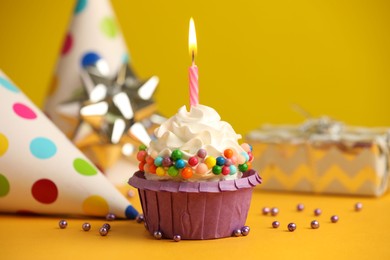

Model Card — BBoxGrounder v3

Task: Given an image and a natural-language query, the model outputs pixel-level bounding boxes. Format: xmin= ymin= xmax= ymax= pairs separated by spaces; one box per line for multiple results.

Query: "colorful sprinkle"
xmin=216 ymin=156 xmax=226 ymax=166
xmin=138 ymin=161 xmax=146 ymax=171
xmin=222 ymin=166 xmax=230 ymax=175
xmin=197 ymin=149 xmax=207 ymax=158
xmin=241 ymin=143 xmax=251 ymax=152
xmin=156 ymin=167 xmax=165 ymax=176
xmin=149 ymin=164 xmax=157 ymax=174
xmin=212 ymin=165 xmax=222 ymax=175
xmin=181 ymin=167 xmax=193 ymax=179
xmin=229 ymin=165 xmax=237 ymax=175
xmin=204 ymin=156 xmax=216 ymax=169
xmin=238 ymin=163 xmax=248 ymax=172
xmin=175 ymin=159 xmax=186 ymax=169
xmin=137 ymin=150 xmax=147 ymax=161
xmin=154 ymin=156 xmax=163 ymax=166
xmin=195 ymin=163 xmax=208 ymax=174
xmin=224 ymin=149 xmax=233 ymax=159
xmin=168 ymin=166 xmax=179 ymax=177
xmin=162 ymin=157 xmax=173 ymax=167
xmin=171 ymin=150 xmax=183 ymax=161
xmin=188 ymin=156 xmax=199 ymax=166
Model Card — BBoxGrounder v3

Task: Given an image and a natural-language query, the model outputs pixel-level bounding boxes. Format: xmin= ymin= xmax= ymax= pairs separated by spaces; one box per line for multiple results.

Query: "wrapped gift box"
xmin=246 ymin=117 xmax=390 ymax=196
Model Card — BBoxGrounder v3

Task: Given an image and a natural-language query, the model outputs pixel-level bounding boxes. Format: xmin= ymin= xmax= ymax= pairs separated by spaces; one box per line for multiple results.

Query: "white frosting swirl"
xmin=144 ymin=105 xmax=248 ymax=182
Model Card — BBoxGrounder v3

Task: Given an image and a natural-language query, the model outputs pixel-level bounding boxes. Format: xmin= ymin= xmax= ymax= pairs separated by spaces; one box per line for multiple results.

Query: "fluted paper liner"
xmin=129 ymin=170 xmax=261 ymax=239
xmin=0 ymin=70 xmax=137 ymax=219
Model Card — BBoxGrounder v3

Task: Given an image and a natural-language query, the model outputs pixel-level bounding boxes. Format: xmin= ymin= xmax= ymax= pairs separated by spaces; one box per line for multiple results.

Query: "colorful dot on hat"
xmin=74 ymin=0 xmax=87 ymax=14
xmin=125 ymin=205 xmax=138 ymax=219
xmin=100 ymin=17 xmax=118 ymax=38
xmin=61 ymin=33 xmax=73 ymax=55
xmin=30 ymin=137 xmax=57 ymax=159
xmin=0 ymin=133 xmax=8 ymax=156
xmin=31 ymin=179 xmax=58 ymax=204
xmin=81 ymin=52 xmax=102 ymax=68
xmin=73 ymin=158 xmax=98 ymax=176
xmin=0 ymin=174 xmax=10 ymax=197
xmin=13 ymin=103 xmax=37 ymax=120
xmin=0 ymin=77 xmax=19 ymax=93
xmin=82 ymin=195 xmax=109 ymax=216
xmin=122 ymin=53 xmax=131 ymax=63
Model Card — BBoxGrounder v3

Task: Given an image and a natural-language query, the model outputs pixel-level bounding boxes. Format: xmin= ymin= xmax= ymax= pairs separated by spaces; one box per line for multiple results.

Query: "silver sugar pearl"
xmin=271 ymin=207 xmax=279 ymax=216
xmin=262 ymin=207 xmax=270 ymax=215
xmin=297 ymin=203 xmax=305 ymax=211
xmin=287 ymin=223 xmax=297 ymax=232
xmin=311 ymin=220 xmax=320 ymax=229
xmin=355 ymin=202 xmax=363 ymax=211
xmin=106 ymin=213 xmax=116 ymax=221
xmin=241 ymin=226 xmax=250 ymax=236
xmin=136 ymin=214 xmax=145 ymax=223
xmin=233 ymin=229 xmax=242 ymax=237
xmin=331 ymin=215 xmax=339 ymax=223
xmin=314 ymin=208 xmax=322 ymax=216
xmin=102 ymin=223 xmax=111 ymax=231
xmin=153 ymin=231 xmax=162 ymax=240
xmin=99 ymin=227 xmax=109 ymax=236
xmin=272 ymin=221 xmax=280 ymax=228
xmin=173 ymin=235 xmax=181 ymax=242
xmin=82 ymin=222 xmax=91 ymax=231
xmin=58 ymin=220 xmax=68 ymax=229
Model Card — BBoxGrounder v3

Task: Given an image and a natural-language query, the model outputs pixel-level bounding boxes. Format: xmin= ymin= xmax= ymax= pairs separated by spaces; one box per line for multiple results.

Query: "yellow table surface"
xmin=1 ymin=186 xmax=390 ymax=259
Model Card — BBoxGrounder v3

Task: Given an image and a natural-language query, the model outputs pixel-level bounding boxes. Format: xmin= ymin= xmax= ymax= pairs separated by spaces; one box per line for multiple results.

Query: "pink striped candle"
xmin=188 ymin=18 xmax=199 ymax=107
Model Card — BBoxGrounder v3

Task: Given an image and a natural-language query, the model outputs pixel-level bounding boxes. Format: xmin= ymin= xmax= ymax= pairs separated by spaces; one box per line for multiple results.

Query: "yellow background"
xmin=0 ymin=0 xmax=389 ymax=135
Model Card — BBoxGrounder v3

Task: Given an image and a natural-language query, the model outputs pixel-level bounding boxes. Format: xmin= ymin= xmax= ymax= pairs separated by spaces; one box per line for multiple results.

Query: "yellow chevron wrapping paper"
xmin=246 ymin=118 xmax=390 ymax=196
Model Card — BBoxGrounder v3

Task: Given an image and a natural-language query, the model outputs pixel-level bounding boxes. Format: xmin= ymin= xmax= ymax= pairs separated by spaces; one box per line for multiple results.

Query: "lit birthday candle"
xmin=188 ymin=17 xmax=199 ymax=107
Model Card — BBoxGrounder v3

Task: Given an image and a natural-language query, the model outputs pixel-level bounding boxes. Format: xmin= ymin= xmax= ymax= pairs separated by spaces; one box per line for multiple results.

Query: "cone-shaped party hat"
xmin=0 ymin=70 xmax=138 ymax=219
xmin=44 ymin=0 xmax=161 ymax=182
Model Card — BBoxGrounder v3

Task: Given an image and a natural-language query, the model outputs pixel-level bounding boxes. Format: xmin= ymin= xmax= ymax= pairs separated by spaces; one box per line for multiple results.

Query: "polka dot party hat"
xmin=43 ymin=0 xmax=158 ymax=186
xmin=0 ymin=70 xmax=138 ymax=219
xmin=45 ymin=0 xmax=129 ymax=133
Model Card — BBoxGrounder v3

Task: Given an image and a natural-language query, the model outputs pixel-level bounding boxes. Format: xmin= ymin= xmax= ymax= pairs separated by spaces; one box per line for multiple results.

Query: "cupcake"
xmin=129 ymin=105 xmax=261 ymax=240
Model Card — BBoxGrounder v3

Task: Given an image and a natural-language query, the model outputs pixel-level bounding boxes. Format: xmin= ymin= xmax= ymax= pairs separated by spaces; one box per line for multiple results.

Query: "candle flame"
xmin=188 ymin=17 xmax=197 ymax=62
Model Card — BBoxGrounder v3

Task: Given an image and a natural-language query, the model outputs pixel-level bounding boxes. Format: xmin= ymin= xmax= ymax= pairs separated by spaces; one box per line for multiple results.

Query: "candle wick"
xmin=192 ymin=50 xmax=195 ymax=65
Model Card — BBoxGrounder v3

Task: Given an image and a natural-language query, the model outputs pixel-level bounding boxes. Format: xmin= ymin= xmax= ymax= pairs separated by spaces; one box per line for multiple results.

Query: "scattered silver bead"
xmin=241 ymin=226 xmax=250 ymax=236
xmin=272 ymin=221 xmax=280 ymax=228
xmin=330 ymin=215 xmax=339 ymax=223
xmin=173 ymin=235 xmax=181 ymax=242
xmin=297 ymin=203 xmax=305 ymax=211
xmin=314 ymin=208 xmax=322 ymax=216
xmin=233 ymin=229 xmax=242 ymax=237
xmin=262 ymin=207 xmax=270 ymax=215
xmin=136 ymin=214 xmax=145 ymax=223
xmin=355 ymin=202 xmax=363 ymax=211
xmin=271 ymin=207 xmax=279 ymax=216
xmin=102 ymin=223 xmax=111 ymax=231
xmin=311 ymin=220 xmax=320 ymax=229
xmin=106 ymin=213 xmax=116 ymax=221
xmin=153 ymin=231 xmax=162 ymax=240
xmin=99 ymin=227 xmax=109 ymax=236
xmin=82 ymin=222 xmax=91 ymax=231
xmin=58 ymin=220 xmax=68 ymax=229
xmin=287 ymin=223 xmax=296 ymax=232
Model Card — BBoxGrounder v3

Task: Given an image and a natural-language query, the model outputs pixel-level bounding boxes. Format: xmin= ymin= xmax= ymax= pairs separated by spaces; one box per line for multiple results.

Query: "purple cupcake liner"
xmin=129 ymin=170 xmax=261 ymax=239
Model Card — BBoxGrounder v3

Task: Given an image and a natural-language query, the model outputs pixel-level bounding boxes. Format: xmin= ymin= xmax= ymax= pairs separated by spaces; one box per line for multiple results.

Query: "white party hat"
xmin=44 ymin=0 xmax=160 ymax=185
xmin=0 ymin=70 xmax=138 ymax=219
